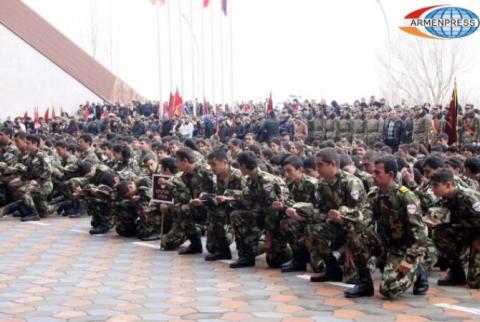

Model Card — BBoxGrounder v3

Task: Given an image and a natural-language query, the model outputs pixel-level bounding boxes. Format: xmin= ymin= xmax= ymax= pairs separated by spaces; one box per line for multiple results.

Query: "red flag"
xmin=172 ymin=89 xmax=184 ymax=117
xmin=150 ymin=0 xmax=166 ymax=5
xmin=52 ymin=107 xmax=56 ymax=119
xmin=445 ymin=80 xmax=458 ymax=145
xmin=60 ymin=107 xmax=64 ymax=117
xmin=221 ymin=0 xmax=227 ymax=15
xmin=34 ymin=106 xmax=39 ymax=130
xmin=24 ymin=111 xmax=28 ymax=121
xmin=44 ymin=108 xmax=49 ymax=124
xmin=267 ymin=92 xmax=273 ymax=113
xmin=203 ymin=97 xmax=209 ymax=115
xmin=203 ymin=0 xmax=210 ymax=8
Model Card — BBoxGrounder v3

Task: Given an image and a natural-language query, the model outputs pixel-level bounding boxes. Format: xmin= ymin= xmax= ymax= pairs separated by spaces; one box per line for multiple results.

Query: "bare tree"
xmin=88 ymin=0 xmax=99 ymax=58
xmin=379 ymin=35 xmax=469 ymax=106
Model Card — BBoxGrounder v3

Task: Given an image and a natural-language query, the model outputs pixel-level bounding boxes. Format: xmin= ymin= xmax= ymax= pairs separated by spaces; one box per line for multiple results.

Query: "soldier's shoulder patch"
xmin=263 ymin=182 xmax=274 ymax=192
xmin=407 ymin=203 xmax=418 ymax=215
xmin=473 ymin=201 xmax=480 ymax=212
xmin=399 ymin=186 xmax=410 ymax=193
xmin=351 ymin=190 xmax=360 ymax=201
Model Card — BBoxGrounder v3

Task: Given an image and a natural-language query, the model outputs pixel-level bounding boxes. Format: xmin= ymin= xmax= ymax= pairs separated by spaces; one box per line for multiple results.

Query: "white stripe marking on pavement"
xmin=132 ymin=242 xmax=160 ymax=250
xmin=28 ymin=222 xmax=50 ymax=226
xmin=434 ymin=303 xmax=480 ymax=315
xmin=220 ymin=260 xmax=234 ymax=264
xmin=296 ymin=274 xmax=354 ymax=288
xmin=69 ymin=229 xmax=89 ymax=234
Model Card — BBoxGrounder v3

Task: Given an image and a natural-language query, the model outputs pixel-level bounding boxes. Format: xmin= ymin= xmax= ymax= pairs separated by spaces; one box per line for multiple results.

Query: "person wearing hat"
xmin=412 ymin=105 xmax=432 ymax=147
xmin=460 ymin=104 xmax=479 ymax=146
xmin=364 ymin=107 xmax=383 ymax=148
xmin=431 ymin=105 xmax=446 ymax=145
xmin=351 ymin=109 xmax=366 ymax=143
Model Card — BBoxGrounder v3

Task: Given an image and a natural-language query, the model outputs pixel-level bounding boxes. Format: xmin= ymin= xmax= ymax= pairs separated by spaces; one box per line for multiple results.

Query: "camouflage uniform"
xmin=337 ymin=117 xmax=352 ymax=142
xmin=412 ymin=113 xmax=432 ymax=146
xmin=205 ymin=167 xmax=244 ymax=255
xmin=304 ymin=170 xmax=366 ymax=279
xmin=325 ymin=116 xmax=337 ymax=141
xmin=365 ymin=114 xmax=383 ymax=147
xmin=432 ymin=186 xmax=480 ymax=288
xmin=460 ymin=113 xmax=480 ymax=145
xmin=280 ymin=175 xmax=319 ymax=270
xmin=231 ymin=169 xmax=292 ymax=267
xmin=431 ymin=114 xmax=446 ymax=145
xmin=81 ymin=183 xmax=114 ymax=231
xmin=312 ymin=116 xmax=326 ymax=142
xmin=0 ymin=142 xmax=20 ymax=205
xmin=13 ymin=149 xmax=53 ymax=217
xmin=354 ymin=169 xmax=374 ymax=193
xmin=176 ymin=164 xmax=215 ymax=251
xmin=161 ymin=174 xmax=190 ymax=250
xmin=352 ymin=185 xmax=429 ymax=298
xmin=352 ymin=116 xmax=366 ymax=142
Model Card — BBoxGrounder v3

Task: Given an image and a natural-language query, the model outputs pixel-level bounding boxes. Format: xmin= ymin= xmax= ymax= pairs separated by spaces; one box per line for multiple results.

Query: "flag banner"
xmin=44 ymin=108 xmax=49 ymax=123
xmin=267 ymin=93 xmax=273 ymax=113
xmin=203 ymin=0 xmax=210 ymax=8
xmin=221 ymin=0 xmax=227 ymax=15
xmin=445 ymin=81 xmax=458 ymax=145
xmin=150 ymin=0 xmax=166 ymax=6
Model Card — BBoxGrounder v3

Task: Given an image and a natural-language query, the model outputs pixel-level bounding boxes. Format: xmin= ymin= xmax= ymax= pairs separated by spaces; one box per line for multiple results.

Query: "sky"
xmin=22 ymin=0 xmax=480 ymax=106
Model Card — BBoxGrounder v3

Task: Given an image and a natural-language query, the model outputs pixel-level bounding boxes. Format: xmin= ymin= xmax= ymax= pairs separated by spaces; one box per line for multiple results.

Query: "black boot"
xmin=178 ymin=230 xmax=203 ymax=255
xmin=229 ymin=257 xmax=255 ymax=268
xmin=140 ymin=233 xmax=161 ymax=241
xmin=205 ymin=237 xmax=232 ymax=261
xmin=89 ymin=226 xmax=109 ymax=235
xmin=413 ymin=265 xmax=429 ymax=295
xmin=281 ymin=248 xmax=308 ymax=273
xmin=438 ymin=259 xmax=466 ymax=286
xmin=0 ymin=201 xmax=22 ymax=217
xmin=310 ymin=254 xmax=343 ymax=282
xmin=19 ymin=204 xmax=40 ymax=222
xmin=344 ymin=267 xmax=374 ymax=298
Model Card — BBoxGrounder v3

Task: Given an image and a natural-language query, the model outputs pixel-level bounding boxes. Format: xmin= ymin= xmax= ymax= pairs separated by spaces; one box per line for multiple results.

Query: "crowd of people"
xmin=0 ymin=95 xmax=479 ymax=300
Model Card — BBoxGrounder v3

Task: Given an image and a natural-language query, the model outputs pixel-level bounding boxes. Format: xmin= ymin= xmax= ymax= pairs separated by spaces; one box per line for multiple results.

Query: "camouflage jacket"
xmin=0 ymin=142 xmax=20 ymax=166
xmin=24 ymin=150 xmax=52 ymax=184
xmin=243 ymin=168 xmax=290 ymax=211
xmin=314 ymin=170 xmax=366 ymax=224
xmin=79 ymin=148 xmax=100 ymax=164
xmin=438 ymin=185 xmax=480 ymax=228
xmin=365 ymin=184 xmax=428 ymax=261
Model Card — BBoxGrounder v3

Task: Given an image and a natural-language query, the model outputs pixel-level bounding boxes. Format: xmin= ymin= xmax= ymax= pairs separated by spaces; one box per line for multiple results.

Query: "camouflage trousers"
xmin=280 ymin=217 xmax=322 ymax=272
xmin=84 ymin=198 xmax=113 ymax=229
xmin=433 ymin=225 xmax=480 ymax=289
xmin=114 ymin=201 xmax=138 ymax=237
xmin=136 ymin=210 xmax=161 ymax=238
xmin=231 ymin=209 xmax=291 ymax=267
xmin=348 ymin=228 xmax=424 ymax=298
xmin=13 ymin=181 xmax=53 ymax=217
xmin=205 ymin=205 xmax=233 ymax=254
xmin=161 ymin=208 xmax=185 ymax=250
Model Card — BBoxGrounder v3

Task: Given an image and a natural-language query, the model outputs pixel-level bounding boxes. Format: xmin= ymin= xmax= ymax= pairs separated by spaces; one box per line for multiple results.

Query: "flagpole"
xmin=229 ymin=0 xmax=234 ymax=109
xmin=210 ymin=1 xmax=216 ymax=108
xmin=219 ymin=8 xmax=225 ymax=108
xmin=178 ymin=0 xmax=185 ymax=96
xmin=201 ymin=1 xmax=207 ymax=111
xmin=167 ymin=0 xmax=174 ymax=91
xmin=189 ymin=0 xmax=196 ymax=116
xmin=155 ymin=3 xmax=163 ymax=118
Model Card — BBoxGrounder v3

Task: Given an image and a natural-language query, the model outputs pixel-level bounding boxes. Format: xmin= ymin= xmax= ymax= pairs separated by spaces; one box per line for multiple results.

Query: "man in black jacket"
xmin=383 ymin=108 xmax=404 ymax=152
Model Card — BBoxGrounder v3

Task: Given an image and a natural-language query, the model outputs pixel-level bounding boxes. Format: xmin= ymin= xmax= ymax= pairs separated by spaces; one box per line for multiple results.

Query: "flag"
xmin=150 ymin=0 xmax=166 ymax=5
xmin=203 ymin=97 xmax=209 ymax=115
xmin=267 ymin=92 xmax=273 ymax=113
xmin=44 ymin=108 xmax=49 ymax=123
xmin=172 ymin=89 xmax=184 ymax=117
xmin=52 ymin=107 xmax=56 ymax=119
xmin=445 ymin=80 xmax=458 ymax=145
xmin=24 ymin=111 xmax=28 ymax=120
xmin=60 ymin=107 xmax=64 ymax=117
xmin=166 ymin=92 xmax=174 ymax=117
xmin=221 ymin=0 xmax=227 ymax=15
xmin=203 ymin=0 xmax=210 ymax=8
xmin=34 ymin=106 xmax=39 ymax=130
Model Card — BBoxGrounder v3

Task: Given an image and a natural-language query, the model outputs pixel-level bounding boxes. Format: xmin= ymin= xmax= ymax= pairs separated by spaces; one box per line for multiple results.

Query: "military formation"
xmin=1 ymin=98 xmax=480 ymax=300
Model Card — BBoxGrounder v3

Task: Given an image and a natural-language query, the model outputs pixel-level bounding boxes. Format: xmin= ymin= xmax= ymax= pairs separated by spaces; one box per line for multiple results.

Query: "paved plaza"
xmin=0 ymin=216 xmax=479 ymax=322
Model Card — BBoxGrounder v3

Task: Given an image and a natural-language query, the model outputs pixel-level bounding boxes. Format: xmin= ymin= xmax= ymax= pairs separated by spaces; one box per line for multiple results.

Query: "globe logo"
xmin=400 ymin=5 xmax=480 ymax=39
